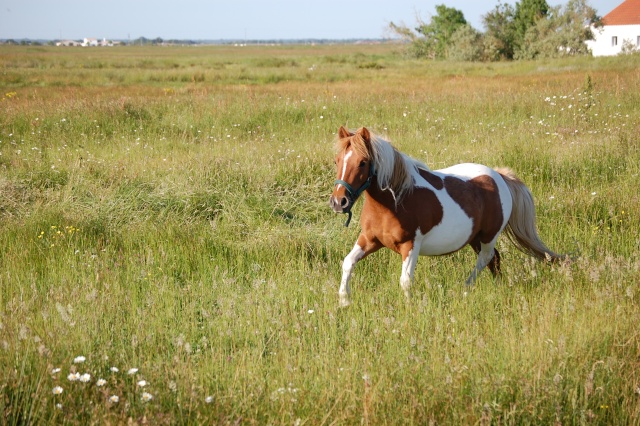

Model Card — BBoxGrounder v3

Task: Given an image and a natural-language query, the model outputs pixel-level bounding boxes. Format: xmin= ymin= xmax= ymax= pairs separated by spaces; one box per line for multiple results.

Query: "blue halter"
xmin=334 ymin=162 xmax=376 ymax=227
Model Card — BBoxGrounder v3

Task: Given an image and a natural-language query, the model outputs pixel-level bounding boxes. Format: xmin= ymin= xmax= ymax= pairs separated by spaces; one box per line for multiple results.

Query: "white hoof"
xmin=339 ymin=294 xmax=351 ymax=307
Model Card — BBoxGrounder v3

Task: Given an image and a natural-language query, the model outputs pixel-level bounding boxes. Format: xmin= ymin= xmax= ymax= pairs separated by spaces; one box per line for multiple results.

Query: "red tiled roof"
xmin=602 ymin=0 xmax=640 ymax=25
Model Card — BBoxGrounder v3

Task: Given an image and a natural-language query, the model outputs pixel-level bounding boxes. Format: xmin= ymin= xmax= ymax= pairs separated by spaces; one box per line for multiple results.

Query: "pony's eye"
xmin=359 ymin=161 xmax=366 ymax=168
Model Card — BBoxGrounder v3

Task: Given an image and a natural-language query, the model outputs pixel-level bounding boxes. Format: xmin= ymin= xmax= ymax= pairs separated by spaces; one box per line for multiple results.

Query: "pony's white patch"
xmin=408 ymin=164 xmax=473 ymax=254
xmin=410 ymin=163 xmax=512 ymax=255
xmin=437 ymin=163 xmax=513 ymax=231
xmin=417 ymin=197 xmax=473 ymax=255
xmin=338 ymin=149 xmax=353 ymax=185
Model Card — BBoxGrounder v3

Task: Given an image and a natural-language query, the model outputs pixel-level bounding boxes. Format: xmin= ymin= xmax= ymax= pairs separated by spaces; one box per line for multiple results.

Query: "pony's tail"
xmin=497 ymin=168 xmax=566 ymax=263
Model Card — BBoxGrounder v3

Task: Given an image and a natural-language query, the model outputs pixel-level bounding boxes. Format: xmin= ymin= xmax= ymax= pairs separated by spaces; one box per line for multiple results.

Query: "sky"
xmin=0 ymin=0 xmax=617 ymax=41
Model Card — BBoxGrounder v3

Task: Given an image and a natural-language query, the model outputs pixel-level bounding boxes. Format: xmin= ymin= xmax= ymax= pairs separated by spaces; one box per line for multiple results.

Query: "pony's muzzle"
xmin=329 ymin=195 xmax=350 ymax=213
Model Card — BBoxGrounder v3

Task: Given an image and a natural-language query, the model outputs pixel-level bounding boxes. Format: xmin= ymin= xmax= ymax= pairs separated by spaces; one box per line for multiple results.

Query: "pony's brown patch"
xmin=360 ymin=185 xmax=444 ymax=257
xmin=419 ymin=169 xmax=444 ymax=190
xmin=444 ymin=175 xmax=504 ymax=245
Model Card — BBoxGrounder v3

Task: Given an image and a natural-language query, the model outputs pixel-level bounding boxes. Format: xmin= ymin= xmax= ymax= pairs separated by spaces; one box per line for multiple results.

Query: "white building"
xmin=586 ymin=0 xmax=640 ymax=56
xmin=82 ymin=38 xmax=112 ymax=47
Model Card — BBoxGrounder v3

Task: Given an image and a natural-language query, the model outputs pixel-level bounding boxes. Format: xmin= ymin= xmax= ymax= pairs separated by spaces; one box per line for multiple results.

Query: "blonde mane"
xmin=335 ymin=130 xmax=429 ymax=204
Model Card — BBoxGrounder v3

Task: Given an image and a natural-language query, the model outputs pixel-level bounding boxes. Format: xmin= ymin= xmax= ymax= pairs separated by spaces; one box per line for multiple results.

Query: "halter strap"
xmin=334 ymin=163 xmax=376 ymax=227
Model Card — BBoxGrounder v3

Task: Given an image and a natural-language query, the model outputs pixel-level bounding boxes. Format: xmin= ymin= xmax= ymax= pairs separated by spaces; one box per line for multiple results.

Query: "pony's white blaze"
xmin=338 ymin=150 xmax=353 ymax=185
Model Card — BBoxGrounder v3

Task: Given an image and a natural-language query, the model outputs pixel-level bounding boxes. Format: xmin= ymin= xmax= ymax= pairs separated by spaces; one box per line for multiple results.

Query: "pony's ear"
xmin=338 ymin=126 xmax=352 ymax=139
xmin=356 ymin=127 xmax=371 ymax=142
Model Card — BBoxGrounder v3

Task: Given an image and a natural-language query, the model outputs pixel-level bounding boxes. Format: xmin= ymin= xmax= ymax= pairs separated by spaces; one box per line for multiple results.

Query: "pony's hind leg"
xmin=466 ymin=240 xmax=500 ymax=285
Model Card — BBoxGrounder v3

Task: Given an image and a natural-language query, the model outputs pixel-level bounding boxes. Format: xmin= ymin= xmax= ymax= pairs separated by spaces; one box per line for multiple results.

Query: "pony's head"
xmin=330 ymin=127 xmax=375 ymax=225
xmin=330 ymin=126 xmax=418 ymax=226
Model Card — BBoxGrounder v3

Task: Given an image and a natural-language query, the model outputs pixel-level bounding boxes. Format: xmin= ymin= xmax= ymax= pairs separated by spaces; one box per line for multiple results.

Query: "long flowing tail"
xmin=497 ymin=168 xmax=565 ymax=262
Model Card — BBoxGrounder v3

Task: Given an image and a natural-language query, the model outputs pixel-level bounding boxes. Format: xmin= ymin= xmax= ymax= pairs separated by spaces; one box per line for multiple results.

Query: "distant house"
xmin=82 ymin=38 xmax=112 ymax=47
xmin=56 ymin=40 xmax=81 ymax=47
xmin=586 ymin=0 xmax=640 ymax=56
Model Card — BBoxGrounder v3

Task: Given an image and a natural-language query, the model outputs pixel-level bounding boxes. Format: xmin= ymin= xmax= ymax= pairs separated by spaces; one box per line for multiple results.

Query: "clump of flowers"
xmin=37 ymin=225 xmax=81 ymax=249
xmin=49 ymin=355 xmax=156 ymax=410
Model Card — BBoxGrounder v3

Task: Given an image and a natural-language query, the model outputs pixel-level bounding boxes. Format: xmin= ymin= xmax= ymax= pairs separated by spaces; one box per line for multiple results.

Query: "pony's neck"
xmin=364 ymin=178 xmax=402 ymax=211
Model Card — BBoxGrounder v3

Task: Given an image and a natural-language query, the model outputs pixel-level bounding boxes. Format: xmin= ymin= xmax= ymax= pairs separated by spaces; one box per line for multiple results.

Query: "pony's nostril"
xmin=340 ymin=197 xmax=348 ymax=207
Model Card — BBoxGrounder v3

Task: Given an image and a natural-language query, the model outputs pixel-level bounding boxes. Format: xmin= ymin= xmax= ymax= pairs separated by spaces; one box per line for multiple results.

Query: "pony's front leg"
xmin=339 ymin=243 xmax=365 ymax=307
xmin=400 ymin=243 xmax=420 ymax=299
xmin=339 ymin=237 xmax=380 ymax=307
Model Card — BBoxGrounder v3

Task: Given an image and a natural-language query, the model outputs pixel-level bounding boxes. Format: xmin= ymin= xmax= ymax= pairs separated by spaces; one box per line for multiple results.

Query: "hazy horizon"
xmin=0 ymin=0 xmax=616 ymax=41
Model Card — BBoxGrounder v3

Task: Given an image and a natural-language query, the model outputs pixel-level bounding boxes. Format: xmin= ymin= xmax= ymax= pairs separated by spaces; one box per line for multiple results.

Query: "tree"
xmin=516 ymin=0 xmax=600 ymax=59
xmin=482 ymin=2 xmax=517 ymax=60
xmin=513 ymin=0 xmax=549 ymax=53
xmin=389 ymin=4 xmax=468 ymax=59
xmin=449 ymin=25 xmax=485 ymax=61
xmin=417 ymin=4 xmax=468 ymax=59
xmin=388 ymin=21 xmax=433 ymax=59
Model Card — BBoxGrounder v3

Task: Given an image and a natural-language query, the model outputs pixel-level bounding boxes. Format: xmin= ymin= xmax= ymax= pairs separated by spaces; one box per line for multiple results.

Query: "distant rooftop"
xmin=602 ymin=0 xmax=640 ymax=25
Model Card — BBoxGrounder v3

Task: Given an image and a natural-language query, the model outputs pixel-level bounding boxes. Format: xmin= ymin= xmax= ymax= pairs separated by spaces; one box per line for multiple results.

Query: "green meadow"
xmin=1 ymin=44 xmax=639 ymax=424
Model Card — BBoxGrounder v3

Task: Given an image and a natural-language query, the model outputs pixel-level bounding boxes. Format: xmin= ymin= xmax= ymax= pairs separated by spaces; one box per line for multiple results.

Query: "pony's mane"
xmin=336 ymin=130 xmax=429 ymax=204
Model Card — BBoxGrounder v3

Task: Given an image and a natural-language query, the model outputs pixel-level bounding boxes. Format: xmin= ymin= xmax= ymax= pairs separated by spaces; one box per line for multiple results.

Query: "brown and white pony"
xmin=330 ymin=126 xmax=564 ymax=306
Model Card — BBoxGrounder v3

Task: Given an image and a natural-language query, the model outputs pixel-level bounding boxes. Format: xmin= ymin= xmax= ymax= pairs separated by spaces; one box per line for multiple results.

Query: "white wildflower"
xmin=96 ymin=378 xmax=107 ymax=387
xmin=73 ymin=355 xmax=86 ymax=364
xmin=52 ymin=386 xmax=63 ymax=395
xmin=141 ymin=392 xmax=153 ymax=402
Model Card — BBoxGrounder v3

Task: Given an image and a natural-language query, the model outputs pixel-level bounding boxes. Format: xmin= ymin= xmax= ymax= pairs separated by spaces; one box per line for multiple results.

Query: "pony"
xmin=329 ymin=126 xmax=565 ymax=307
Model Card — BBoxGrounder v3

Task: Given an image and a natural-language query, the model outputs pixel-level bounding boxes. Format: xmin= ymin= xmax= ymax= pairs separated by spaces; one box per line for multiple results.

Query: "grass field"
xmin=1 ymin=44 xmax=639 ymax=424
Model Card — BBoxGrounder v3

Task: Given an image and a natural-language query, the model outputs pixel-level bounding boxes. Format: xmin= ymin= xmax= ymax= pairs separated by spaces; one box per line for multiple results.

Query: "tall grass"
xmin=1 ymin=44 xmax=639 ymax=424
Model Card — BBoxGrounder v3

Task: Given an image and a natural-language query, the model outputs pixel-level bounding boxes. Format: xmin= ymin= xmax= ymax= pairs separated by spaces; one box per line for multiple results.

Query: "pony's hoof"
xmin=339 ymin=296 xmax=351 ymax=308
